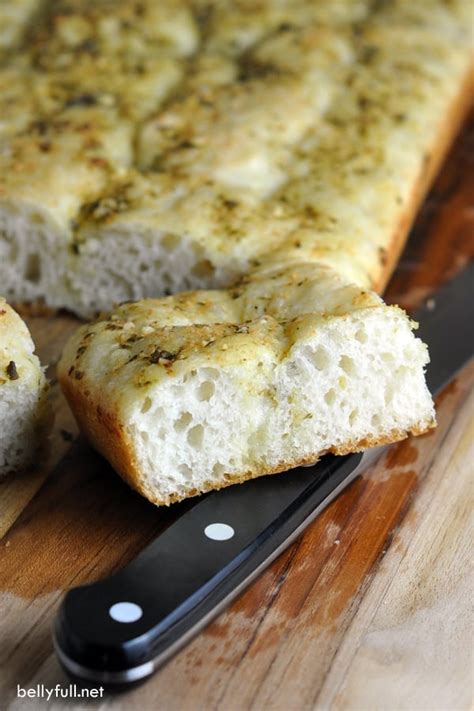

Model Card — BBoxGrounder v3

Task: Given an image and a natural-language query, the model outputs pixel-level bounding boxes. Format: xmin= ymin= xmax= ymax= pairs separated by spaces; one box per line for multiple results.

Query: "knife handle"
xmin=54 ymin=453 xmax=362 ymax=686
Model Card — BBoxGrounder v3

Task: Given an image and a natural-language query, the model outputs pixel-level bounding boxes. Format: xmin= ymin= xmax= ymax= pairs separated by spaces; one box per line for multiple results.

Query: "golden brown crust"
xmin=375 ymin=60 xmax=474 ymax=293
xmin=59 ymin=370 xmax=140 ymax=493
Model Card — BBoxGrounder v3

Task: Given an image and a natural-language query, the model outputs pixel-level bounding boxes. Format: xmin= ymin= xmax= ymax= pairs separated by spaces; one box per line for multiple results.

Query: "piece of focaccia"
xmin=0 ymin=298 xmax=50 ymax=476
xmin=58 ymin=264 xmax=435 ymax=505
xmin=0 ymin=1 xmax=472 ymax=316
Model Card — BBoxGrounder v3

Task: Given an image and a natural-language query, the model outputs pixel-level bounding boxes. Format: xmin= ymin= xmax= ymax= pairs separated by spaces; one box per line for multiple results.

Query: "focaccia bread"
xmin=58 ymin=263 xmax=435 ymax=505
xmin=0 ymin=298 xmax=50 ymax=476
xmin=0 ymin=0 xmax=472 ymax=316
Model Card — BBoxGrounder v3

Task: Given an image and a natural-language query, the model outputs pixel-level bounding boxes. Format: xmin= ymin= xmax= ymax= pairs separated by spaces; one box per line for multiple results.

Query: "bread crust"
xmin=375 ymin=60 xmax=474 ymax=293
xmin=59 ymin=371 xmax=141 ymax=493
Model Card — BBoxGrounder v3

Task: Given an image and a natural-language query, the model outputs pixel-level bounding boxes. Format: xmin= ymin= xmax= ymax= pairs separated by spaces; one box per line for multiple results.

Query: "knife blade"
xmin=412 ymin=261 xmax=474 ymax=395
xmin=54 ymin=263 xmax=474 ymax=686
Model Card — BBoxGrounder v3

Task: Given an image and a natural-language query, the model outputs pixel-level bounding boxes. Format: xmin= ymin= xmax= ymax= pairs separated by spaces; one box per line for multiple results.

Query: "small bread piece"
xmin=0 ymin=298 xmax=50 ymax=476
xmin=58 ymin=264 xmax=435 ymax=506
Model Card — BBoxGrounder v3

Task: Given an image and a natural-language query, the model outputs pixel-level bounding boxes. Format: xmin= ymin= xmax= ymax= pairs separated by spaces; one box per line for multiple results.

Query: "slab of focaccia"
xmin=0 ymin=0 xmax=472 ymax=316
xmin=0 ymin=298 xmax=50 ymax=476
xmin=58 ymin=264 xmax=435 ymax=505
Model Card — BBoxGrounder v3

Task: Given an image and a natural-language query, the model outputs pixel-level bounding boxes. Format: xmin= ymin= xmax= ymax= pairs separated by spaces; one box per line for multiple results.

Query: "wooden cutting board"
xmin=0 ymin=114 xmax=473 ymax=711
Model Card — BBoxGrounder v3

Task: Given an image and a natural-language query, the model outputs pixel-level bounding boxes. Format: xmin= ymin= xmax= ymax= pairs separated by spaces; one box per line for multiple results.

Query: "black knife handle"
xmin=54 ymin=453 xmax=362 ymax=685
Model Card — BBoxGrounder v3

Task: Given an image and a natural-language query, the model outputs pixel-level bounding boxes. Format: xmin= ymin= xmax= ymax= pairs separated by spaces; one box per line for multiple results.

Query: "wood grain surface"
xmin=0 ymin=114 xmax=473 ymax=711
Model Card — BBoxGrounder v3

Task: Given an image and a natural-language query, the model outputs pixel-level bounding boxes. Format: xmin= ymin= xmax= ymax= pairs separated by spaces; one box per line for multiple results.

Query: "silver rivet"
xmin=204 ymin=523 xmax=235 ymax=541
xmin=109 ymin=602 xmax=143 ymax=623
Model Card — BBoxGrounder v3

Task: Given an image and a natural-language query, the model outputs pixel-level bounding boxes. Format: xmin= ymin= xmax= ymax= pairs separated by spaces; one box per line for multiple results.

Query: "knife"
xmin=54 ymin=263 xmax=474 ymax=686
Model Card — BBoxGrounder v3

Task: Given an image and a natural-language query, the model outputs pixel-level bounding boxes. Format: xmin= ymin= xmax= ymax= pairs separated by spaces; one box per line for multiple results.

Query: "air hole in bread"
xmin=338 ymin=375 xmax=347 ymax=389
xmin=191 ymin=259 xmax=215 ymax=279
xmin=174 ymin=412 xmax=193 ymax=431
xmin=212 ymin=462 xmax=226 ymax=477
xmin=325 ymin=388 xmax=336 ymax=405
xmin=30 ymin=212 xmax=45 ymax=225
xmin=381 ymin=352 xmax=395 ymax=362
xmin=339 ymin=355 xmax=356 ymax=375
xmin=178 ymin=463 xmax=192 ymax=478
xmin=313 ymin=346 xmax=330 ymax=370
xmin=371 ymin=414 xmax=381 ymax=427
xmin=197 ymin=380 xmax=215 ymax=401
xmin=162 ymin=234 xmax=181 ymax=250
xmin=141 ymin=396 xmax=152 ymax=414
xmin=139 ymin=263 xmax=149 ymax=272
xmin=355 ymin=328 xmax=368 ymax=343
xmin=187 ymin=424 xmax=204 ymax=449
xmin=349 ymin=409 xmax=358 ymax=425
xmin=24 ymin=253 xmax=41 ymax=283
xmin=140 ymin=430 xmax=149 ymax=443
xmin=162 ymin=271 xmax=172 ymax=285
